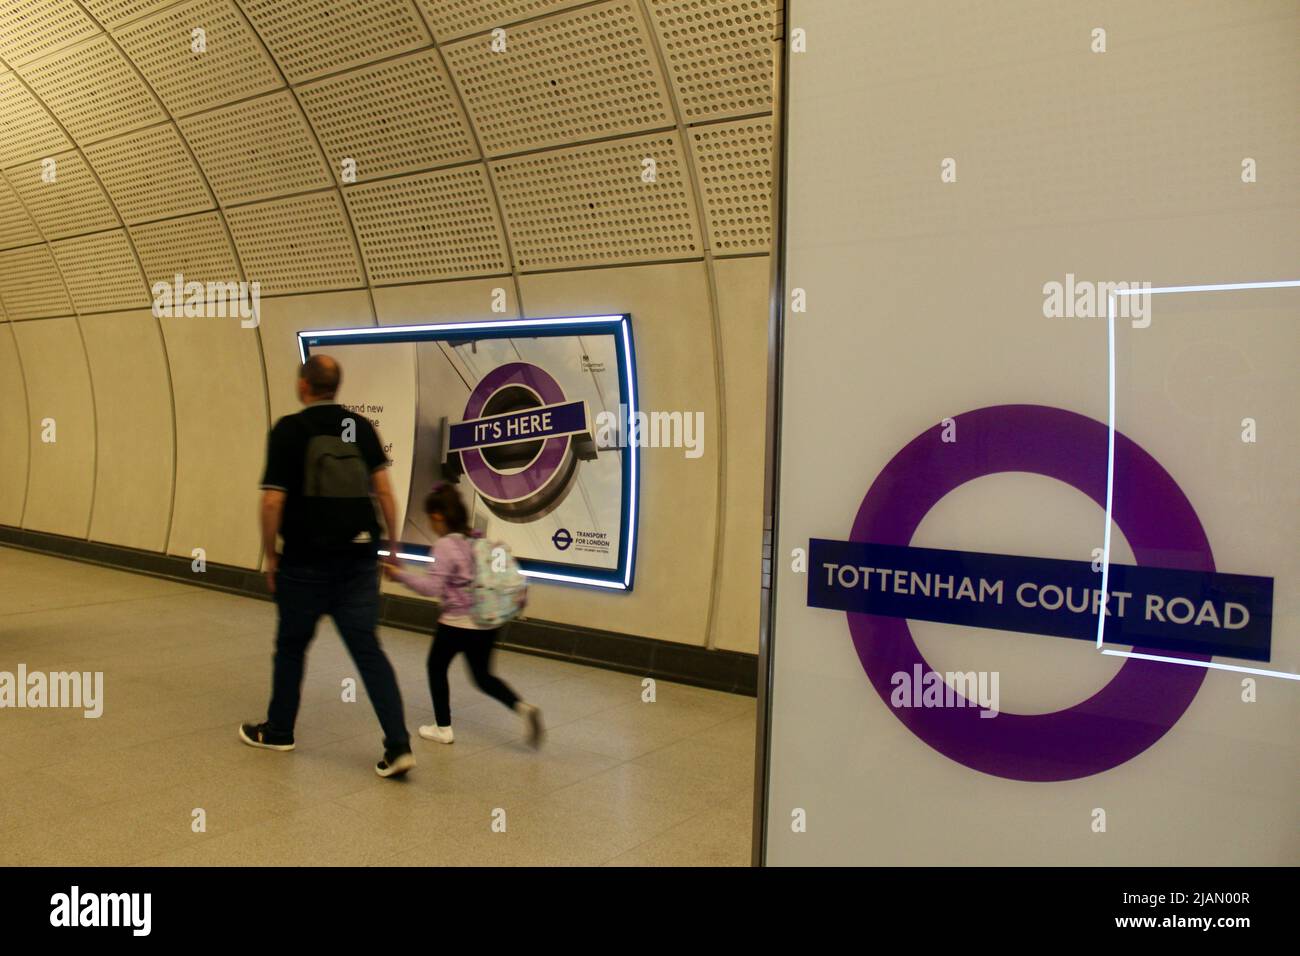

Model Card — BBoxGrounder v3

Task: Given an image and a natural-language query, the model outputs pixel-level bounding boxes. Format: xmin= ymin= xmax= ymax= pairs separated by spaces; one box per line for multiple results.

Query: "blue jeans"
xmin=267 ymin=553 xmax=410 ymax=753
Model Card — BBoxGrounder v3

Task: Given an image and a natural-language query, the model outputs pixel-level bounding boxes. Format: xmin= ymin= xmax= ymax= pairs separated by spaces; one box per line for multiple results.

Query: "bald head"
xmin=299 ymin=354 xmax=341 ymax=401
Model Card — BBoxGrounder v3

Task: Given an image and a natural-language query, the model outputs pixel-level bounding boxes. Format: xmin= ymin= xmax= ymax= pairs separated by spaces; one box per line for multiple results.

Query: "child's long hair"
xmin=424 ymin=481 xmax=471 ymax=535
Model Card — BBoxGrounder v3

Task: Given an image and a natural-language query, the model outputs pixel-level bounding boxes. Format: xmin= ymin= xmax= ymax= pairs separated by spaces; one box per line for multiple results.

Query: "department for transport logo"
xmin=441 ymin=362 xmax=596 ymax=521
xmin=806 ymin=404 xmax=1275 ymax=782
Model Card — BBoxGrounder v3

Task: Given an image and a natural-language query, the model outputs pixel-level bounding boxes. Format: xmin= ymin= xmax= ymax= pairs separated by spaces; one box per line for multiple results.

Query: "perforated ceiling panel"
xmin=345 ymin=165 xmax=509 ymax=284
xmin=415 ymin=0 xmax=589 ymax=42
xmin=0 ymin=0 xmax=99 ymax=65
xmin=0 ymin=243 xmax=72 ymax=317
xmin=689 ymin=116 xmax=772 ymax=255
xmin=224 ymin=190 xmax=363 ymax=294
xmin=84 ymin=123 xmax=213 ymax=223
xmin=79 ymin=0 xmax=176 ymax=30
xmin=645 ymin=0 xmax=774 ymax=123
xmin=441 ymin=0 xmax=674 ymax=157
xmin=130 ymin=210 xmax=239 ymax=287
xmin=298 ymin=49 xmax=477 ymax=183
xmin=180 ymin=91 xmax=330 ymax=206
xmin=0 ymin=172 xmax=42 ymax=248
xmin=0 ymin=0 xmax=778 ymax=307
xmin=51 ymin=228 xmax=147 ymax=311
xmin=239 ymin=0 xmax=430 ymax=84
xmin=18 ymin=35 xmax=163 ymax=143
xmin=114 ymin=0 xmax=282 ymax=116
xmin=492 ymin=131 xmax=701 ymax=271
xmin=8 ymin=149 xmax=117 ymax=238
xmin=0 ymin=70 xmax=69 ymax=166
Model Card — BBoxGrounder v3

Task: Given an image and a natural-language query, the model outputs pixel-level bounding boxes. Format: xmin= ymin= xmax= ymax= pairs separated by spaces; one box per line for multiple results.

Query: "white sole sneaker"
xmin=418 ymin=724 xmax=454 ymax=744
xmin=518 ymin=704 xmax=544 ymax=749
xmin=376 ymin=751 xmax=416 ymax=778
xmin=238 ymin=723 xmax=294 ymax=752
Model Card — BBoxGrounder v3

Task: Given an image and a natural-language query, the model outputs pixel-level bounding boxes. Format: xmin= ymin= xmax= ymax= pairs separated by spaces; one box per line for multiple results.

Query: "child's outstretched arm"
xmin=387 ymin=541 xmax=453 ymax=600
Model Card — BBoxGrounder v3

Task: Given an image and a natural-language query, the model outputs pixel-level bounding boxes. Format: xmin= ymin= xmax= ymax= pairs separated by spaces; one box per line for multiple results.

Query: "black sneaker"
xmin=239 ymin=721 xmax=295 ymax=751
xmin=376 ymin=748 xmax=415 ymax=778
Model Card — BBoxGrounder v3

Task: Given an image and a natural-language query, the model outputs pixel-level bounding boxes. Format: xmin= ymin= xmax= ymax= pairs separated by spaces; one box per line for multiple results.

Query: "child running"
xmin=384 ymin=482 xmax=543 ymax=748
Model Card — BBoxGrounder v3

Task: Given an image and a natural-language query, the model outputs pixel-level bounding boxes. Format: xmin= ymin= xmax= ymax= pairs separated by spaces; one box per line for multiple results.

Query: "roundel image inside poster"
xmin=299 ymin=315 xmax=638 ymax=590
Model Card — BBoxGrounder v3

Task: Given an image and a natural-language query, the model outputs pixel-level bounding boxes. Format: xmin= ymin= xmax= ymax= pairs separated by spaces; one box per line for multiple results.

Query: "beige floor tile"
xmin=383 ymin=796 xmax=652 ymax=867
xmin=546 ymin=698 xmax=738 ymax=761
xmin=630 ymin=731 xmax=756 ymax=793
xmin=135 ymin=801 xmax=412 ymax=867
xmin=605 ymin=788 xmax=754 ymax=867
xmin=0 ymin=798 xmax=194 ymax=866
xmin=443 ymin=736 xmax=620 ymax=801
xmin=0 ymin=546 xmax=758 ymax=866
xmin=548 ymin=760 xmax=741 ymax=837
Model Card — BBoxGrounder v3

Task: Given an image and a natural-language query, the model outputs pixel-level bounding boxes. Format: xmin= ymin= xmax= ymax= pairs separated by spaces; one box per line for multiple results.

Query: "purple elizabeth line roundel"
xmin=461 ymin=362 xmax=571 ymax=503
xmin=847 ymin=404 xmax=1211 ymax=782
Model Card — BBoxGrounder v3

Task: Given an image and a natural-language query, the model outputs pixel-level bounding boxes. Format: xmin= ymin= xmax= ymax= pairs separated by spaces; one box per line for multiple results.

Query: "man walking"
xmin=240 ymin=355 xmax=414 ymax=778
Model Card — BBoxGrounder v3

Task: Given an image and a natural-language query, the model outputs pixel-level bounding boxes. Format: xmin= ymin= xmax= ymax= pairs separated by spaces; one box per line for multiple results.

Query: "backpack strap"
xmin=445 ymin=533 xmax=475 ymax=586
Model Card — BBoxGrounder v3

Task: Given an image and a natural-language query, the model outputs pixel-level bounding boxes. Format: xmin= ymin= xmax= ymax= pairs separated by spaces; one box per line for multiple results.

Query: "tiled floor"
xmin=0 ymin=547 xmax=756 ymax=866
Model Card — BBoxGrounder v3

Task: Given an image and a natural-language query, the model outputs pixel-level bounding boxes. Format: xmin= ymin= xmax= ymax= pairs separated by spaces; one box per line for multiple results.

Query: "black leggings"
xmin=428 ymin=621 xmax=520 ymax=726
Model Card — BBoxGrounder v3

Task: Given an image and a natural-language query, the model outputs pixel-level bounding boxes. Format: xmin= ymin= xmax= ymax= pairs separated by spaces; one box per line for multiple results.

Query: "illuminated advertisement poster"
xmin=298 ymin=315 xmax=638 ymax=590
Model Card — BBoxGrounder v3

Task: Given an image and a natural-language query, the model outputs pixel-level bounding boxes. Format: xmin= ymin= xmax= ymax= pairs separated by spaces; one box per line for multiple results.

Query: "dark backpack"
xmin=301 ymin=422 xmax=376 ymax=548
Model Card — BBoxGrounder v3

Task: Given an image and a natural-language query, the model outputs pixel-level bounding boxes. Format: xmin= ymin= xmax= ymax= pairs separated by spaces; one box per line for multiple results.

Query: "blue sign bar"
xmin=448 ymin=400 xmax=588 ymax=452
xmin=808 ymin=539 xmax=1273 ymax=661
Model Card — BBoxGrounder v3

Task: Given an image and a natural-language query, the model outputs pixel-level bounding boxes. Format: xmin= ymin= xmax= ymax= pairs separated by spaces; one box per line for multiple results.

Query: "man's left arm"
xmin=360 ymin=421 xmax=398 ymax=561
xmin=370 ymin=466 xmax=398 ymax=560
xmin=260 ymin=490 xmax=286 ymax=593
xmin=259 ymin=421 xmax=291 ymax=593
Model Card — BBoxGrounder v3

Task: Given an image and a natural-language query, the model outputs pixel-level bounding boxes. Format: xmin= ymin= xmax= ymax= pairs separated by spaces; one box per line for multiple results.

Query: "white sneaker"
xmin=515 ymin=702 xmax=544 ymax=749
xmin=418 ymin=724 xmax=454 ymax=744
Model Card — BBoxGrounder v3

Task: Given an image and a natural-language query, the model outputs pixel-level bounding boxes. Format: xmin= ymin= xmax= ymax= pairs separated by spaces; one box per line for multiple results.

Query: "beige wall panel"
xmin=710 ymin=256 xmax=769 ymax=653
xmin=160 ymin=317 xmax=267 ymax=567
xmin=372 ymin=278 xmax=521 ymax=327
xmin=0 ymin=323 xmax=29 ymax=525
xmin=12 ymin=317 xmax=95 ymax=537
xmin=80 ymin=309 xmax=175 ymax=551
xmin=257 ymin=290 xmax=374 ymax=426
xmin=518 ymin=262 xmax=719 ymax=646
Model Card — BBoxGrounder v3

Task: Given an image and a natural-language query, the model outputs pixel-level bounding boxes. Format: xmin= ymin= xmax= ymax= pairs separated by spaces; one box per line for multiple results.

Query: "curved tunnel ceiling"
xmin=0 ymin=0 xmax=778 ymax=316
xmin=0 ymin=0 xmax=783 ymax=654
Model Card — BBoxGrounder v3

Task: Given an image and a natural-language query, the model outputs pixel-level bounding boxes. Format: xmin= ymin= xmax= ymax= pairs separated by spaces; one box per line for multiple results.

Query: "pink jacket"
xmin=393 ymin=533 xmax=477 ymax=623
